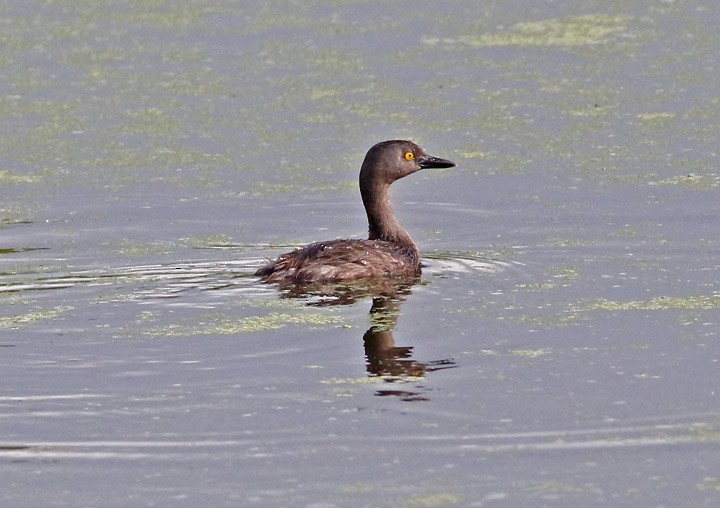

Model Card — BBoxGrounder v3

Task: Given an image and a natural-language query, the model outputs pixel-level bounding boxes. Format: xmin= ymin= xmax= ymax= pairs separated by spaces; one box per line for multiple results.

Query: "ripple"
xmin=0 ymin=412 xmax=716 ymax=460
xmin=0 ymin=259 xmax=268 ymax=298
xmin=423 ymin=251 xmax=525 ymax=277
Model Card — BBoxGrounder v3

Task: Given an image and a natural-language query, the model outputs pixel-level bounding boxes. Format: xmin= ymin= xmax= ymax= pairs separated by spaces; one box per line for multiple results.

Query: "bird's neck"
xmin=361 ymin=182 xmax=417 ymax=251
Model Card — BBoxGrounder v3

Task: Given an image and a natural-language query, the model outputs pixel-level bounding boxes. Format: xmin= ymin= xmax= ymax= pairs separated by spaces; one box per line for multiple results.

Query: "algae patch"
xmin=510 ymin=312 xmax=586 ymax=329
xmin=180 ymin=234 xmax=238 ymax=249
xmin=649 ymin=173 xmax=720 ymax=189
xmin=103 ymin=240 xmax=176 ymax=257
xmin=404 ymin=493 xmax=463 ymax=507
xmin=510 ymin=348 xmax=551 ymax=357
xmin=0 ymin=306 xmax=74 ymax=329
xmin=516 ymin=266 xmax=579 ymax=291
xmin=0 ymin=170 xmax=40 ymax=184
xmin=151 ymin=311 xmax=345 ymax=337
xmin=578 ymin=294 xmax=720 ymax=312
xmin=403 ymin=493 xmax=464 ymax=507
xmin=527 ymin=480 xmax=602 ymax=496
xmin=0 ymin=207 xmax=32 ymax=227
xmin=637 ymin=112 xmax=676 ymax=122
xmin=426 ymin=15 xmax=629 ymax=47
xmin=698 ymin=477 xmax=720 ymax=492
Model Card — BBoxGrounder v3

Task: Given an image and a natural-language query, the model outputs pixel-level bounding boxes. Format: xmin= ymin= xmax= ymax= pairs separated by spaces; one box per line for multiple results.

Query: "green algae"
xmin=500 ymin=292 xmax=720 ymax=332
xmin=544 ymin=237 xmax=597 ymax=249
xmin=247 ymin=181 xmax=305 ymax=196
xmin=637 ymin=112 xmax=676 ymax=122
xmin=517 ymin=267 xmax=579 ymax=292
xmin=510 ymin=348 xmax=551 ymax=358
xmin=516 ymin=282 xmax=557 ymax=291
xmin=460 ymin=151 xmax=487 ymax=160
xmin=338 ymin=483 xmax=373 ymax=495
xmin=92 ymin=145 xmax=231 ymax=173
xmin=404 ymin=493 xmax=463 ymax=507
xmin=527 ymin=480 xmax=602 ymax=496
xmin=102 ymin=240 xmax=176 ymax=257
xmin=121 ymin=107 xmax=182 ymax=136
xmin=0 ymin=306 xmax=74 ymax=329
xmin=0 ymin=170 xmax=41 ymax=184
xmin=246 ymin=178 xmax=356 ymax=197
xmin=578 ymin=293 xmax=720 ymax=312
xmin=149 ymin=311 xmax=345 ymax=337
xmin=110 ymin=1 xmax=229 ymax=30
xmin=510 ymin=312 xmax=587 ymax=329
xmin=180 ymin=234 xmax=237 ymax=249
xmin=649 ymin=173 xmax=720 ymax=189
xmin=698 ymin=477 xmax=720 ymax=492
xmin=426 ymin=15 xmax=630 ymax=48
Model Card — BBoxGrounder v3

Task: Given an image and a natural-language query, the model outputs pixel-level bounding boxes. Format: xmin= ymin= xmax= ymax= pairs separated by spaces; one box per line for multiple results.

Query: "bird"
xmin=256 ymin=140 xmax=455 ymax=283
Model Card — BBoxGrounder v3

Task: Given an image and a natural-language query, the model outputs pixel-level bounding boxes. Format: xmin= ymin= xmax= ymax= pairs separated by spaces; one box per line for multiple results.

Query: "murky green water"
xmin=2 ymin=1 xmax=720 ymax=506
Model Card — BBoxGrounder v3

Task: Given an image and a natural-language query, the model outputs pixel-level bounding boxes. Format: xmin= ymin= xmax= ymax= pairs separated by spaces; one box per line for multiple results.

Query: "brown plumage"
xmin=256 ymin=140 xmax=455 ymax=283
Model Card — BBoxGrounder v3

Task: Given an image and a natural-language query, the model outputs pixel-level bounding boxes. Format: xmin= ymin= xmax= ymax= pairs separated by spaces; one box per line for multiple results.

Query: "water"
xmin=2 ymin=1 xmax=720 ymax=506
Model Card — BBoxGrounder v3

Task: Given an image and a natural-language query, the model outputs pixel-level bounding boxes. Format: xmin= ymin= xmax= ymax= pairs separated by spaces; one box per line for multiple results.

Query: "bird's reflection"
xmin=273 ymin=277 xmax=457 ymax=401
xmin=363 ymin=296 xmax=456 ymax=401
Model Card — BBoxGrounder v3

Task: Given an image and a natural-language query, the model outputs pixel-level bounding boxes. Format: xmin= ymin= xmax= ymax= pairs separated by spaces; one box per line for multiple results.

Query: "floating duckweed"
xmin=137 ymin=311 xmax=158 ymax=323
xmin=0 ymin=306 xmax=73 ymax=329
xmin=0 ymin=208 xmax=31 ymax=227
xmin=103 ymin=240 xmax=174 ymax=257
xmin=649 ymin=173 xmax=719 ymax=189
xmin=248 ymin=179 xmax=356 ymax=197
xmin=528 ymin=481 xmax=602 ymax=495
xmin=544 ymin=237 xmax=596 ymax=248
xmin=510 ymin=348 xmax=551 ymax=357
xmin=404 ymin=493 xmax=463 ymax=507
xmin=690 ymin=423 xmax=720 ymax=442
xmin=580 ymin=294 xmax=720 ymax=311
xmin=637 ymin=112 xmax=675 ymax=121
xmin=245 ymin=298 xmax=310 ymax=310
xmin=248 ymin=181 xmax=301 ymax=195
xmin=339 ymin=483 xmax=373 ymax=494
xmin=309 ymin=88 xmax=340 ymax=101
xmin=181 ymin=234 xmax=237 ymax=248
xmin=154 ymin=311 xmax=345 ymax=337
xmin=511 ymin=313 xmax=586 ymax=328
xmin=110 ymin=4 xmax=225 ymax=30
xmin=697 ymin=477 xmax=720 ymax=492
xmin=517 ymin=282 xmax=557 ymax=291
xmin=461 ymin=151 xmax=487 ymax=159
xmin=554 ymin=267 xmax=580 ymax=280
xmin=301 ymin=113 xmax=335 ymax=123
xmin=426 ymin=15 xmax=628 ymax=47
xmin=121 ymin=107 xmax=181 ymax=136
xmin=0 ymin=170 xmax=40 ymax=184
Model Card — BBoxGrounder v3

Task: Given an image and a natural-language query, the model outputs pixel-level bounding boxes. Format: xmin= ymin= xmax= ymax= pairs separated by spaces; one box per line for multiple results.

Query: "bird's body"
xmin=256 ymin=239 xmax=420 ymax=283
xmin=256 ymin=140 xmax=455 ymax=283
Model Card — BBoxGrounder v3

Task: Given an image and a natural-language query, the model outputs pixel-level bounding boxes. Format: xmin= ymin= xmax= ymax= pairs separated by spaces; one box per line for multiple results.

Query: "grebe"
xmin=256 ymin=140 xmax=455 ymax=283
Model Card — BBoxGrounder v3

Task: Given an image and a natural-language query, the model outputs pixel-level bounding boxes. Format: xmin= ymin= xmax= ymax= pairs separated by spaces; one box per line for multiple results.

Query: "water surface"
xmin=2 ymin=1 xmax=720 ymax=506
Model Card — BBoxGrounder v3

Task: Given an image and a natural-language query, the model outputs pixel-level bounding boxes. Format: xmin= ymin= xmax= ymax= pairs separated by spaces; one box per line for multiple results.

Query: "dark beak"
xmin=417 ymin=154 xmax=456 ymax=169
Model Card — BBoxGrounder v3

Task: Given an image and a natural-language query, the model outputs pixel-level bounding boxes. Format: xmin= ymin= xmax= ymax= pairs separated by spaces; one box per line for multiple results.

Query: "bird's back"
xmin=256 ymin=239 xmax=421 ymax=283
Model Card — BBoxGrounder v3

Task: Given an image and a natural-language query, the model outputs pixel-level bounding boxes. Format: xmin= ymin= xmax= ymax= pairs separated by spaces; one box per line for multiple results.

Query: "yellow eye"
xmin=404 ymin=151 xmax=414 ymax=161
